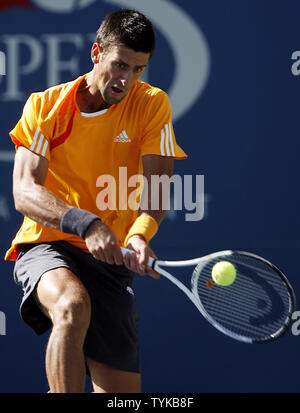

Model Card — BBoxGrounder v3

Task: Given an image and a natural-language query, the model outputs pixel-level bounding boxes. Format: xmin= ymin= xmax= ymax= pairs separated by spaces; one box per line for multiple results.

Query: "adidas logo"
xmin=114 ymin=130 xmax=131 ymax=143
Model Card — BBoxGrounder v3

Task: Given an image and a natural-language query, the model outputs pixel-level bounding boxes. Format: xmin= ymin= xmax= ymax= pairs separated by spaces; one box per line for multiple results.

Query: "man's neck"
xmin=76 ymin=72 xmax=108 ymax=113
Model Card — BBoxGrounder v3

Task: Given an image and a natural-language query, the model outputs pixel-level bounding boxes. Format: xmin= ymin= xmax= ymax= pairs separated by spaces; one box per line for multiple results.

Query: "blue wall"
xmin=0 ymin=0 xmax=299 ymax=393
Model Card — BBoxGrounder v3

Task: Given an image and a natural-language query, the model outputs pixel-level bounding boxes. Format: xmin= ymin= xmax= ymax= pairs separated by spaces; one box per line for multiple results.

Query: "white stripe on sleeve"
xmin=169 ymin=122 xmax=175 ymax=156
xmin=41 ymin=139 xmax=49 ymax=157
xmin=160 ymin=128 xmax=165 ymax=156
xmin=165 ymin=124 xmax=170 ymax=156
xmin=35 ymin=133 xmax=45 ymax=154
xmin=30 ymin=127 xmax=40 ymax=151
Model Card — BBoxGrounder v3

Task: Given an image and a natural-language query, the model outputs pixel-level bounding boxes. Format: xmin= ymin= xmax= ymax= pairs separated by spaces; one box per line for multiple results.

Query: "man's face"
xmin=92 ymin=43 xmax=150 ymax=107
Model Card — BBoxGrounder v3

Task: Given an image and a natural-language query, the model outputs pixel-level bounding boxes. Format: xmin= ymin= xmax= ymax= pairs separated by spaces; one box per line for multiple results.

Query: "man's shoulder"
xmin=133 ymin=80 xmax=168 ymax=101
xmin=128 ymin=81 xmax=171 ymax=117
xmin=126 ymin=81 xmax=170 ymax=116
xmin=24 ymin=75 xmax=84 ymax=138
xmin=31 ymin=76 xmax=83 ymax=111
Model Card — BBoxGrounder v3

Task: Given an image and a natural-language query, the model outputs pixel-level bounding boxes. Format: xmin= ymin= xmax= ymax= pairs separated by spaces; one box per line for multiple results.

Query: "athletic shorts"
xmin=13 ymin=241 xmax=140 ymax=373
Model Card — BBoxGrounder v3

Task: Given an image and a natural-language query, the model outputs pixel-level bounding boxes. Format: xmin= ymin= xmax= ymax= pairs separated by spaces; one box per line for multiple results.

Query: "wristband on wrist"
xmin=124 ymin=214 xmax=158 ymax=247
xmin=60 ymin=207 xmax=101 ymax=239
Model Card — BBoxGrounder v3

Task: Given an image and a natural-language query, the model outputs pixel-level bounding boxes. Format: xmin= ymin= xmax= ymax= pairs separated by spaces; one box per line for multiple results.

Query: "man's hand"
xmin=124 ymin=235 xmax=159 ymax=278
xmin=84 ymin=220 xmax=123 ymax=265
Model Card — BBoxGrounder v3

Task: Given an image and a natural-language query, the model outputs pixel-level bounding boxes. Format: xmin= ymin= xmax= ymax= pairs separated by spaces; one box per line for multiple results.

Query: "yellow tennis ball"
xmin=211 ymin=261 xmax=236 ymax=286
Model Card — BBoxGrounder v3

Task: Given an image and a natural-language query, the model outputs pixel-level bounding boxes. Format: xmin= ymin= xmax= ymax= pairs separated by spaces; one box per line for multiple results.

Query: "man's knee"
xmin=51 ymin=290 xmax=91 ymax=334
xmin=35 ymin=268 xmax=91 ymax=334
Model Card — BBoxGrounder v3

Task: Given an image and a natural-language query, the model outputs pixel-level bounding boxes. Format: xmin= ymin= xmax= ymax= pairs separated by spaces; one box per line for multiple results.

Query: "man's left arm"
xmin=123 ymin=154 xmax=174 ymax=277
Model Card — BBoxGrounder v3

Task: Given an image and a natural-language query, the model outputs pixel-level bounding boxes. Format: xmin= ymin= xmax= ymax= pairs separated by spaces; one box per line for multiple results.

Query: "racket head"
xmin=191 ymin=250 xmax=296 ymax=344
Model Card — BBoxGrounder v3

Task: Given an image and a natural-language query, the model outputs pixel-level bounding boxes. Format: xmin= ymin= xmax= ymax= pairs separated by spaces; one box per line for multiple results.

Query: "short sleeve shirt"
xmin=5 ymin=74 xmax=187 ymax=260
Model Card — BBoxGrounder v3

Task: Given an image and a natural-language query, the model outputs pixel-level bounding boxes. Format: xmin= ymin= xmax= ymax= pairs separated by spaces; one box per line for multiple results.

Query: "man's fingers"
xmin=90 ymin=243 xmax=123 ymax=265
xmin=123 ymin=251 xmax=147 ymax=275
xmin=138 ymin=249 xmax=148 ymax=274
xmin=85 ymin=221 xmax=124 ymax=265
xmin=123 ymin=250 xmax=160 ymax=277
xmin=113 ymin=247 xmax=123 ymax=266
xmin=123 ymin=251 xmax=137 ymax=272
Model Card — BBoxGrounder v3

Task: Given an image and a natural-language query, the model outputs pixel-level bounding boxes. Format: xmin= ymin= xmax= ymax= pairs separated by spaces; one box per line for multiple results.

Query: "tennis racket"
xmin=121 ymin=247 xmax=296 ymax=344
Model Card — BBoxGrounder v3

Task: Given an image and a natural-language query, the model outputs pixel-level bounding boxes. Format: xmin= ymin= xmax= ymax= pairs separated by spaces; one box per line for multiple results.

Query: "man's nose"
xmin=120 ymin=69 xmax=131 ymax=86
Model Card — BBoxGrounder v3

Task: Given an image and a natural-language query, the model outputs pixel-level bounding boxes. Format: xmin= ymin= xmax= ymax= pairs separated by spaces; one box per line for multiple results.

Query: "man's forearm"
xmin=14 ymin=183 xmax=71 ymax=229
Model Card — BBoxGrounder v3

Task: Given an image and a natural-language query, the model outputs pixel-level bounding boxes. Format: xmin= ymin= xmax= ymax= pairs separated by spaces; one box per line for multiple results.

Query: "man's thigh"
xmin=86 ymin=357 xmax=141 ymax=393
xmin=34 ymin=266 xmax=90 ymax=322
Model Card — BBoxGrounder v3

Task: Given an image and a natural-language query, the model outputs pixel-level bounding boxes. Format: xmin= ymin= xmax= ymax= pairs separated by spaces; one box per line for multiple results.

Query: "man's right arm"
xmin=13 ymin=146 xmax=123 ymax=265
xmin=13 ymin=146 xmax=69 ymax=228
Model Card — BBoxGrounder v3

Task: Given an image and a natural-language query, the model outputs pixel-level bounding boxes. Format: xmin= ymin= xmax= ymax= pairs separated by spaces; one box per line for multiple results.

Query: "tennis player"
xmin=5 ymin=9 xmax=187 ymax=393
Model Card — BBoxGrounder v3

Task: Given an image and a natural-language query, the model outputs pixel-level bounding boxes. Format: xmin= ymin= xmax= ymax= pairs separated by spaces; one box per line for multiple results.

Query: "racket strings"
xmin=192 ymin=254 xmax=293 ymax=341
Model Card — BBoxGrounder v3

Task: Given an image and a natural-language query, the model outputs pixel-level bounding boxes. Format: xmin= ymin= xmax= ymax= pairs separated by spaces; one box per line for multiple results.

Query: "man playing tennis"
xmin=5 ymin=9 xmax=186 ymax=393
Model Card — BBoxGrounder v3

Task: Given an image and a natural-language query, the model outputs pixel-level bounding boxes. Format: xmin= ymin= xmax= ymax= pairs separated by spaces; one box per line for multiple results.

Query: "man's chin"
xmin=105 ymin=94 xmax=126 ymax=106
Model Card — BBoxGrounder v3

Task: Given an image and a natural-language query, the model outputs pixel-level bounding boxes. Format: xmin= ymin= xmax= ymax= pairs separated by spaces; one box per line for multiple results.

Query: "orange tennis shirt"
xmin=5 ymin=74 xmax=187 ymax=261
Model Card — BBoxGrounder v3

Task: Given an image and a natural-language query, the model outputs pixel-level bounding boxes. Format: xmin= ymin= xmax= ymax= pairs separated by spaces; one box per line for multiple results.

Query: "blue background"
xmin=0 ymin=0 xmax=299 ymax=393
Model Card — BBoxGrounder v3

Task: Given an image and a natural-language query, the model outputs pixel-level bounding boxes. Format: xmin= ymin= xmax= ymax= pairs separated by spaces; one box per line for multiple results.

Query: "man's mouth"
xmin=111 ymin=86 xmax=124 ymax=95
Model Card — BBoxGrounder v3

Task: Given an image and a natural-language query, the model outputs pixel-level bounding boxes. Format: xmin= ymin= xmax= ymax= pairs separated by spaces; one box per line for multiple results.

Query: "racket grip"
xmin=121 ymin=247 xmax=155 ymax=268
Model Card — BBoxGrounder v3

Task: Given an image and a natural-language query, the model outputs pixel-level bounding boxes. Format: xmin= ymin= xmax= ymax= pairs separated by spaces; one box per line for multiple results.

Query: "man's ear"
xmin=91 ymin=42 xmax=102 ymax=64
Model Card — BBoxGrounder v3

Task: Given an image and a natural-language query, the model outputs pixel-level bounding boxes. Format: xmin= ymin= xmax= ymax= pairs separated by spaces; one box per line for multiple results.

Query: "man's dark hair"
xmin=96 ymin=9 xmax=155 ymax=56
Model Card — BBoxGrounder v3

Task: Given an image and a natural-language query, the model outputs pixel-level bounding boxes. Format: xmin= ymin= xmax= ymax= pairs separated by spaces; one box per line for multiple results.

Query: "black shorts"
xmin=13 ymin=241 xmax=140 ymax=373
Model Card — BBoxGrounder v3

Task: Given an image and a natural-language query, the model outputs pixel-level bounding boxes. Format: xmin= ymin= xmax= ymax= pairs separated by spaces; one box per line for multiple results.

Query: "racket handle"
xmin=121 ymin=247 xmax=155 ymax=268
